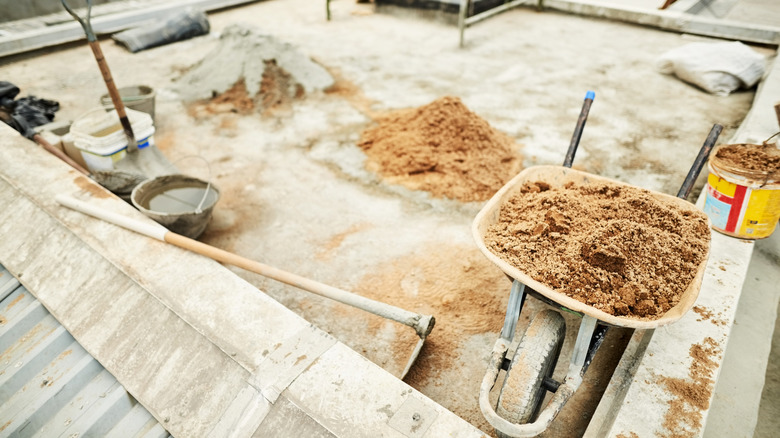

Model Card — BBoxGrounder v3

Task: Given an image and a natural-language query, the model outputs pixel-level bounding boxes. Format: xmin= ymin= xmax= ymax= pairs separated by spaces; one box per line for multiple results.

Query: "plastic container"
xmin=100 ymin=85 xmax=156 ymax=122
xmin=131 ymin=174 xmax=220 ymax=239
xmin=70 ymin=108 xmax=155 ymax=173
xmin=703 ymin=145 xmax=780 ymax=239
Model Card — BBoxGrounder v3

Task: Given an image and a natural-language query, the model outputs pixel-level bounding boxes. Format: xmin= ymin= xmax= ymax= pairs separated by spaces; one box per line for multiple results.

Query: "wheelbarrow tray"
xmin=472 ymin=165 xmax=710 ymax=330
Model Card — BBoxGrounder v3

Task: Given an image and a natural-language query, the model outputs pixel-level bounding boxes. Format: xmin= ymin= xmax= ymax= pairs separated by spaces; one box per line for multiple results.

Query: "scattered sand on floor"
xmin=357 ymin=96 xmax=523 ymax=202
xmin=659 ymin=337 xmax=721 ymax=438
xmin=349 ymin=244 xmax=510 ymax=432
xmin=483 ymin=180 xmax=710 ymax=319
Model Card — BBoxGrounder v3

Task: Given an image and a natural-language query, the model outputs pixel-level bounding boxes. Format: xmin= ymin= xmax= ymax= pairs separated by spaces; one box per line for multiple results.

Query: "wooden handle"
xmin=54 ymin=195 xmax=435 ymax=338
xmin=33 ymin=134 xmax=90 ymax=175
xmin=88 ymin=40 xmax=138 ymax=153
xmin=165 ymin=232 xmax=433 ymax=335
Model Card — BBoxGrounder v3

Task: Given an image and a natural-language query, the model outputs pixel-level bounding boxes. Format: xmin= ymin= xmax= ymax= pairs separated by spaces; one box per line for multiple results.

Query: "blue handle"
xmin=585 ymin=90 xmax=595 ymax=101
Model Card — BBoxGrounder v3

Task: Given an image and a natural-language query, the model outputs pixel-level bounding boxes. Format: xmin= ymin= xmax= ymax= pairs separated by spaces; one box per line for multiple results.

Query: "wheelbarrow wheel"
xmin=495 ymin=309 xmax=565 ymax=435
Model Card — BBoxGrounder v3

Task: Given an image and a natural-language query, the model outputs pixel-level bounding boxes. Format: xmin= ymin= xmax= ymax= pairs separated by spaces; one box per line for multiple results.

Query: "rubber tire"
xmin=495 ymin=309 xmax=566 ymax=437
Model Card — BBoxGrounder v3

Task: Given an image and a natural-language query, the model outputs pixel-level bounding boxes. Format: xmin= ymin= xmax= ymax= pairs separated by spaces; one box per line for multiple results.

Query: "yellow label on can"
xmin=738 ymin=187 xmax=780 ymax=237
xmin=708 ymin=173 xmax=737 ymax=197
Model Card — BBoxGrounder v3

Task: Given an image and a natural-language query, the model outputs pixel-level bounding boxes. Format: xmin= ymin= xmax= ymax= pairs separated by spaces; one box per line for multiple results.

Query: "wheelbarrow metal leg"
xmin=500 ymin=280 xmax=527 ymax=342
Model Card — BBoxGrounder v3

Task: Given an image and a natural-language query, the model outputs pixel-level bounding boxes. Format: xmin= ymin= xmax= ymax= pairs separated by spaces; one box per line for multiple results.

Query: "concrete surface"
xmin=585 ymin=48 xmax=780 ymax=438
xmin=704 ymin=34 xmax=780 ymax=438
xmin=0 ymin=0 xmax=778 ymax=436
xmin=0 ymin=121 xmax=485 ymax=437
xmin=705 ymin=234 xmax=780 ymax=438
xmin=585 ymin=231 xmax=755 ymax=438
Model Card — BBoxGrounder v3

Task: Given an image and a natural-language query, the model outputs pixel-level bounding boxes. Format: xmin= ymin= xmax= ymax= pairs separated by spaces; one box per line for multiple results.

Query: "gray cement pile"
xmin=172 ymin=24 xmax=334 ymax=102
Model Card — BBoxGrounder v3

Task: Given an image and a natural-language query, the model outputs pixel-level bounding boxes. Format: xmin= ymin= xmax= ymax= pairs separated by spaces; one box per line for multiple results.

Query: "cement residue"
xmin=172 ymin=24 xmax=333 ymax=102
xmin=484 ymin=181 xmax=710 ymax=319
xmin=357 ymin=96 xmax=523 ymax=203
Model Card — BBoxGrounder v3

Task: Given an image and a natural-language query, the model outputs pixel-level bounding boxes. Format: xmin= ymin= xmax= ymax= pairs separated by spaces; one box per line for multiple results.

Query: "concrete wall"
xmin=0 ymin=0 xmax=115 ymax=23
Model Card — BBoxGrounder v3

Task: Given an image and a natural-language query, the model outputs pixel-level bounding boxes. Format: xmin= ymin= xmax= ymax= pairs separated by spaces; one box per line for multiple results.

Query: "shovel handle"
xmin=86 ymin=40 xmax=138 ymax=153
xmin=55 ymin=195 xmax=435 ymax=339
xmin=63 ymin=0 xmax=138 ymax=153
xmin=32 ymin=134 xmax=90 ymax=175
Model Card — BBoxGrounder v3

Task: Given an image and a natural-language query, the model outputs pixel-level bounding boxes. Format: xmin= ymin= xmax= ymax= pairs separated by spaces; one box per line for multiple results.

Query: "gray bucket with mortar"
xmin=100 ymin=85 xmax=156 ymax=122
xmin=131 ymin=174 xmax=219 ymax=239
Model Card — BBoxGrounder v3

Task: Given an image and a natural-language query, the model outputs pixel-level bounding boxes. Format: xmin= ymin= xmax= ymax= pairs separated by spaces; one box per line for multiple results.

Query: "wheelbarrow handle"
xmin=676 ymin=123 xmax=723 ymax=200
xmin=563 ymin=91 xmax=595 ymax=168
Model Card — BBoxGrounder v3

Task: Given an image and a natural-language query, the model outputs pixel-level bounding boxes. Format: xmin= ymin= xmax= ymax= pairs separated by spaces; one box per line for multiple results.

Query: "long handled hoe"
xmin=56 ymin=195 xmax=434 ymax=378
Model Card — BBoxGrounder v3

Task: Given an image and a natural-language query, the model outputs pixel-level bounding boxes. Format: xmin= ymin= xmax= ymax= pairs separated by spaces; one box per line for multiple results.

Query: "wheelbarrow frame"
xmin=473 ymin=93 xmax=722 ymax=437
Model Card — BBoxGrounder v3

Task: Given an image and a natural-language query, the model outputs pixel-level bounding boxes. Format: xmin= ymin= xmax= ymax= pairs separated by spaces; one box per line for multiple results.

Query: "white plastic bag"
xmin=656 ymin=41 xmax=765 ymax=96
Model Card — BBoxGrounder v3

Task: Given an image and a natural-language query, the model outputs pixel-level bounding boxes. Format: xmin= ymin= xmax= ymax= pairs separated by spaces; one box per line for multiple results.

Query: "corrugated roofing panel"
xmin=0 ymin=264 xmax=171 ymax=438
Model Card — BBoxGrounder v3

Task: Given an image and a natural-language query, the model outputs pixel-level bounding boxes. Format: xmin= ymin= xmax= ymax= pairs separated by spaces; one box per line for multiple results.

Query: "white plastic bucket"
xmin=70 ymin=108 xmax=155 ymax=173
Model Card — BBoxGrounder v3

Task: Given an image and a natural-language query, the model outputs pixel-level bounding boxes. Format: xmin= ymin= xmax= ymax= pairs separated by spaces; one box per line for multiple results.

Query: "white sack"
xmin=656 ymin=41 xmax=765 ymax=96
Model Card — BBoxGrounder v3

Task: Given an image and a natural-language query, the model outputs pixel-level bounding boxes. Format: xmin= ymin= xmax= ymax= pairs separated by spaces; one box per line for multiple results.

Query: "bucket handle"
xmin=758 ymin=132 xmax=780 ymax=188
xmin=172 ymin=155 xmax=213 ymax=214
xmin=763 ymin=131 xmax=780 ymax=146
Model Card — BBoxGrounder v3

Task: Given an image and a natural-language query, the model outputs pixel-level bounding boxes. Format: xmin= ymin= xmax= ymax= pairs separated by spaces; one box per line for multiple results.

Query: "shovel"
xmin=61 ymin=0 xmax=175 ymax=196
xmin=56 ymin=195 xmax=435 ymax=378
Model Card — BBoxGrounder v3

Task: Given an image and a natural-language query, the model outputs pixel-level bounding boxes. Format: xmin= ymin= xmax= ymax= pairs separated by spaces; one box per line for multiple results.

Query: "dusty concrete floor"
xmin=0 ymin=0 xmax=765 ymax=435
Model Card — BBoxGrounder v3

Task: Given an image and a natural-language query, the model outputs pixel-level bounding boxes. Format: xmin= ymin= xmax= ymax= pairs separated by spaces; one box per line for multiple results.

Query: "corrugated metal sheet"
xmin=0 ymin=264 xmax=171 ymax=438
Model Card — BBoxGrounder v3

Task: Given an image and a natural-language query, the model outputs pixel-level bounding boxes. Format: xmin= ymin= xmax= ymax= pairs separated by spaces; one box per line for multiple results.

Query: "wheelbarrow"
xmin=472 ymin=93 xmax=722 ymax=437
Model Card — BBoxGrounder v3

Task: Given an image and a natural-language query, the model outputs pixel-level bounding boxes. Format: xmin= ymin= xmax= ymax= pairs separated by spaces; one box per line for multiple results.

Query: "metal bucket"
xmin=131 ymin=174 xmax=219 ymax=239
xmin=100 ymin=85 xmax=156 ymax=122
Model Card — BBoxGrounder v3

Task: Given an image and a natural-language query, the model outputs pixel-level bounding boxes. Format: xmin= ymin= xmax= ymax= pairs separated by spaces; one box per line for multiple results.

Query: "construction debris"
xmin=173 ymin=24 xmax=334 ymax=106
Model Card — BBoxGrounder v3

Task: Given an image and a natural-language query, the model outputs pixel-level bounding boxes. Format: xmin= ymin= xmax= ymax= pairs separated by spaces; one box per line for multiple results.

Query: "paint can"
xmin=131 ymin=174 xmax=220 ymax=239
xmin=100 ymin=85 xmax=156 ymax=122
xmin=70 ymin=108 xmax=155 ymax=173
xmin=702 ymin=143 xmax=780 ymax=239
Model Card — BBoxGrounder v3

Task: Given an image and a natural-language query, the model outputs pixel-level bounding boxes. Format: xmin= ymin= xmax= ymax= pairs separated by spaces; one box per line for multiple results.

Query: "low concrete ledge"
xmin=542 ymin=0 xmax=780 ymax=45
xmin=585 ymin=51 xmax=780 ymax=438
xmin=0 ymin=122 xmax=483 ymax=437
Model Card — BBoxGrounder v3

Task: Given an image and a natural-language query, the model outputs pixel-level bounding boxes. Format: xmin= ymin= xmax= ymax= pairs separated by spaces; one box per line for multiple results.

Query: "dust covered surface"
xmin=350 ymin=244 xmax=509 ymax=433
xmin=658 ymin=337 xmax=721 ymax=438
xmin=484 ymin=181 xmax=710 ymax=319
xmin=712 ymin=143 xmax=780 ymax=177
xmin=357 ymin=96 xmax=523 ymax=202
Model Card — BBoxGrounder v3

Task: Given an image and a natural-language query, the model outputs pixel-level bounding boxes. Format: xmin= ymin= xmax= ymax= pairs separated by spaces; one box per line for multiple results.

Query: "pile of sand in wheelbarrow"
xmin=357 ymin=96 xmax=523 ymax=202
xmin=174 ymin=24 xmax=334 ymax=115
xmin=484 ymin=181 xmax=710 ymax=319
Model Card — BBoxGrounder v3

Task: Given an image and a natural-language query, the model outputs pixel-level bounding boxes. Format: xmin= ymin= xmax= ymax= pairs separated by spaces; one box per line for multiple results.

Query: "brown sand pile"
xmin=659 ymin=337 xmax=721 ymax=438
xmin=357 ymin=96 xmax=522 ymax=202
xmin=712 ymin=143 xmax=780 ymax=177
xmin=484 ymin=181 xmax=710 ymax=319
